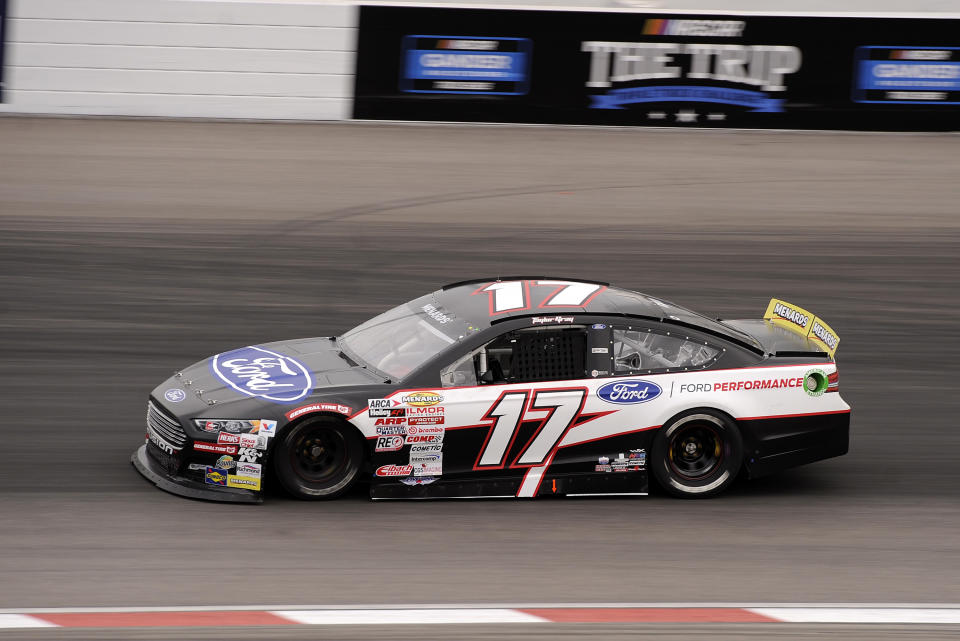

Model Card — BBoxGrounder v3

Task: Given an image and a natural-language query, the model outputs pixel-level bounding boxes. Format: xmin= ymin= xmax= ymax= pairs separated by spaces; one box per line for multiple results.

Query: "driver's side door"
xmin=435 ymin=324 xmax=591 ymax=496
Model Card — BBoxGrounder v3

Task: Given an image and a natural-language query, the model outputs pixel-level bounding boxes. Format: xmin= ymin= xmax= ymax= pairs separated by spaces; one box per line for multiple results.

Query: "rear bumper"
xmin=740 ymin=410 xmax=850 ymax=479
xmin=132 ymin=444 xmax=261 ymax=504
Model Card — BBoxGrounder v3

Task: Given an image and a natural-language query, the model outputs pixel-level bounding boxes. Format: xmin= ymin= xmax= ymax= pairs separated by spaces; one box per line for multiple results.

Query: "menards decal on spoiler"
xmin=764 ymin=298 xmax=840 ymax=356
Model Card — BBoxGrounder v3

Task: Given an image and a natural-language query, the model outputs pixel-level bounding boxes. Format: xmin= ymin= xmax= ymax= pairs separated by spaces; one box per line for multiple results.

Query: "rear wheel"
xmin=273 ymin=416 xmax=364 ymax=500
xmin=651 ymin=411 xmax=742 ymax=498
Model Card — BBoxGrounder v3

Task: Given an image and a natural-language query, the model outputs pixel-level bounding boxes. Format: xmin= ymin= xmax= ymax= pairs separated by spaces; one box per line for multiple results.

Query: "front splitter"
xmin=131 ymin=444 xmax=261 ymax=504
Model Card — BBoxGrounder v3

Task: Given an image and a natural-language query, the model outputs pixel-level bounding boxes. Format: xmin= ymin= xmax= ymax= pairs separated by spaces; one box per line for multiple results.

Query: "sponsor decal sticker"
xmin=591 ymin=324 xmax=607 ymax=330
xmin=408 ymin=416 xmax=444 ymax=426
xmin=204 ymin=467 xmax=228 ymax=486
xmin=401 ymin=476 xmax=438 ymax=486
xmin=402 ymin=392 xmax=443 ymax=407
xmin=368 ymin=399 xmax=392 ymax=410
xmin=406 ymin=434 xmax=443 ymax=445
xmin=215 ymin=455 xmax=236 ymax=470
xmin=285 ymin=403 xmax=351 ymax=420
xmin=597 ymin=379 xmax=662 ymax=404
xmin=406 ymin=425 xmax=444 ymax=436
xmin=194 ymin=442 xmax=237 ymax=455
xmin=410 ymin=444 xmax=443 ymax=455
xmin=164 ymin=389 xmax=186 ymax=403
xmin=678 ymin=378 xmax=804 ymax=393
xmin=217 ymin=432 xmax=241 ymax=445
xmin=211 ymin=345 xmax=313 ymax=404
xmin=239 ymin=433 xmax=268 ymax=450
xmin=257 ymin=419 xmax=277 ymax=437
xmin=237 ymin=447 xmax=262 ymax=463
xmin=375 ymin=417 xmax=406 ymax=427
xmin=370 ymin=407 xmax=406 ymax=418
xmin=591 ymin=347 xmax=609 ymax=354
xmin=376 ymin=464 xmax=413 ymax=477
xmin=375 ymin=435 xmax=405 ymax=452
xmin=408 ymin=406 xmax=444 ymax=415
xmin=226 ymin=475 xmax=261 ymax=490
xmin=376 ymin=425 xmax=407 ymax=436
xmin=235 ymin=462 xmax=261 ymax=478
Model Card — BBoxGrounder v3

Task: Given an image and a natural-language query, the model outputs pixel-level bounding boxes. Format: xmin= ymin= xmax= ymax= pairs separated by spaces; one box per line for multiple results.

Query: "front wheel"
xmin=651 ymin=411 xmax=743 ymax=498
xmin=273 ymin=416 xmax=364 ymax=500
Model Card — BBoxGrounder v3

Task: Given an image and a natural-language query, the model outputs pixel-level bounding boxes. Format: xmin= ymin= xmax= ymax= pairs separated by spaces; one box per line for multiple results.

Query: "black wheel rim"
xmin=290 ymin=427 xmax=350 ymax=484
xmin=668 ymin=422 xmax=723 ymax=480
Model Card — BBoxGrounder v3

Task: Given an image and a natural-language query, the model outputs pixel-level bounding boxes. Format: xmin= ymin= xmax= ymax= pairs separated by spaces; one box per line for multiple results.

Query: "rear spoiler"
xmin=763 ymin=298 xmax=840 ymax=357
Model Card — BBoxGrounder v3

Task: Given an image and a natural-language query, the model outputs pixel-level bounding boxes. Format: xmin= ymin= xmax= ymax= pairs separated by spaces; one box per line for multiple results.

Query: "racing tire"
xmin=274 ymin=416 xmax=364 ymax=500
xmin=651 ymin=410 xmax=743 ymax=499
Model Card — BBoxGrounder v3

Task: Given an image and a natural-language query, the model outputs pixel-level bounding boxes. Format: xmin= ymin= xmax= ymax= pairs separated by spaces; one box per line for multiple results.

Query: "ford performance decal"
xmin=211 ymin=346 xmax=313 ymax=403
xmin=597 ymin=379 xmax=662 ymax=404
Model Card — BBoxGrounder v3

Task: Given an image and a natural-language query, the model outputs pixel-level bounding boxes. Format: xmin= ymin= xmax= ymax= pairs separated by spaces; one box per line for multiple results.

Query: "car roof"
xmin=424 ymin=277 xmax=762 ymax=350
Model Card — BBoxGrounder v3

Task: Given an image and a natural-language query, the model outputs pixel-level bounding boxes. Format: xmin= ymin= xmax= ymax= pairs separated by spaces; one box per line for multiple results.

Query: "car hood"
xmin=165 ymin=337 xmax=378 ymax=409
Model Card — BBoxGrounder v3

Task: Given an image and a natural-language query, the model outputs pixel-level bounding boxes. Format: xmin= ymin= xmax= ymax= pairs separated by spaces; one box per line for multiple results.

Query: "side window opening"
xmin=612 ymin=326 xmax=721 ymax=374
xmin=441 ymin=327 xmax=588 ymax=387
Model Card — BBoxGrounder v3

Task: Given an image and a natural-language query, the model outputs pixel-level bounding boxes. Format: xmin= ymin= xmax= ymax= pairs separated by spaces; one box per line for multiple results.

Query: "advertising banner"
xmin=354 ymin=5 xmax=960 ymax=130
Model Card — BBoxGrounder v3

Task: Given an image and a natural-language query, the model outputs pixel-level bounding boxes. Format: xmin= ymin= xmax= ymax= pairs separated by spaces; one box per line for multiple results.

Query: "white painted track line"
xmin=750 ymin=608 xmax=960 ymax=624
xmin=274 ymin=609 xmax=549 ymax=624
xmin=0 ymin=614 xmax=57 ymax=628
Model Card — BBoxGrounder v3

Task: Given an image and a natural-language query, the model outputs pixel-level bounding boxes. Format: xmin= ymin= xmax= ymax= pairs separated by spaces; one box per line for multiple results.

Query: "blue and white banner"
xmin=590 ymin=86 xmax=784 ymax=112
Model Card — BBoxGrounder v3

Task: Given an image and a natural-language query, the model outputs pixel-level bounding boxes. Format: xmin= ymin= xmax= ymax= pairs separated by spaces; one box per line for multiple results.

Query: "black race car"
xmin=133 ymin=278 xmax=849 ymax=502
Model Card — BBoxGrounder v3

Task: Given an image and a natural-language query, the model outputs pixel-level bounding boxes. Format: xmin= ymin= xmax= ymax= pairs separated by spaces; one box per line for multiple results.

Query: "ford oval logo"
xmin=211 ymin=346 xmax=313 ymax=404
xmin=597 ymin=379 xmax=662 ymax=404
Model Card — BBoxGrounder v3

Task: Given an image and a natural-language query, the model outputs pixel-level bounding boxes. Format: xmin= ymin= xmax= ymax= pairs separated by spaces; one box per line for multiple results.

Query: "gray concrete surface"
xmin=0 ymin=118 xmax=958 ymax=638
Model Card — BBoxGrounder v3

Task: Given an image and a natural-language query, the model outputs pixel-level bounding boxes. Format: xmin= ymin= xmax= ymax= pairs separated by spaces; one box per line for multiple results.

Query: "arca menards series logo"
xmin=581 ymin=19 xmax=801 ymax=115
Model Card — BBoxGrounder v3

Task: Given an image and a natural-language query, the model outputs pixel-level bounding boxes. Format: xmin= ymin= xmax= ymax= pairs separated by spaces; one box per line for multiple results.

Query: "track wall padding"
xmin=0 ymin=0 xmax=356 ymax=119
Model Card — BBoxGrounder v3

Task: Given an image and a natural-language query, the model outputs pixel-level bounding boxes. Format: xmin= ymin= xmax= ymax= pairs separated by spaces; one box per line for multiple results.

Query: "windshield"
xmin=340 ymin=297 xmax=468 ymax=380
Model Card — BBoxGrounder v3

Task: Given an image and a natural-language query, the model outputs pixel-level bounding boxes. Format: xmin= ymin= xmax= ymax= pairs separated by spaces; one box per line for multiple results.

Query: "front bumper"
xmin=132 ymin=444 xmax=261 ymax=504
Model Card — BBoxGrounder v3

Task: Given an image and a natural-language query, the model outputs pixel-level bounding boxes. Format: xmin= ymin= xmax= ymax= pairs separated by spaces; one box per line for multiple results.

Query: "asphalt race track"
xmin=1 ymin=118 xmax=958 ymax=640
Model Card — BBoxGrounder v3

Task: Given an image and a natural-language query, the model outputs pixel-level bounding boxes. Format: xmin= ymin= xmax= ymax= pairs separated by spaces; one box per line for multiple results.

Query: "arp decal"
xmin=596 ymin=380 xmax=662 ymax=404
xmin=211 ymin=346 xmax=313 ymax=404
